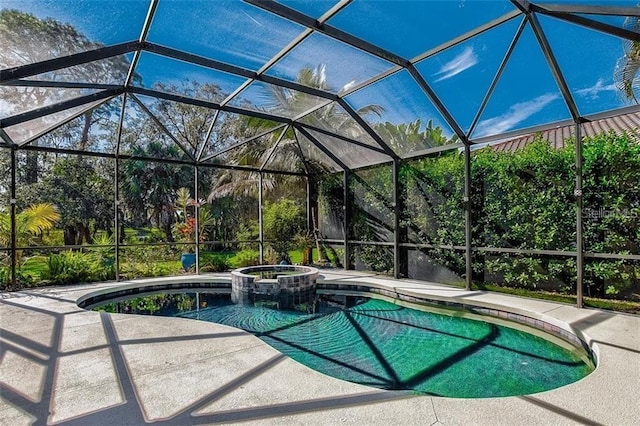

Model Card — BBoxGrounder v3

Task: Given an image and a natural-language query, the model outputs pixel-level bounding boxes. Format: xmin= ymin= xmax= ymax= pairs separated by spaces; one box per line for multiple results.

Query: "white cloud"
xmin=576 ymin=78 xmax=617 ymax=100
xmin=241 ymin=10 xmax=264 ymax=27
xmin=342 ymin=79 xmax=357 ymax=92
xmin=475 ymin=93 xmax=560 ymax=137
xmin=433 ymin=46 xmax=478 ymax=82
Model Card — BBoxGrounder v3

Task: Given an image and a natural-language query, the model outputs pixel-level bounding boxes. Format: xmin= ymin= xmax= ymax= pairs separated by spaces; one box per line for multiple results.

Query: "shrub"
xmin=263 ymin=199 xmax=305 ymax=262
xmin=0 ymin=265 xmax=36 ymax=290
xmin=42 ymin=250 xmax=114 ymax=285
xmin=200 ymin=255 xmax=230 ymax=272
xmin=231 ymin=249 xmax=260 ymax=267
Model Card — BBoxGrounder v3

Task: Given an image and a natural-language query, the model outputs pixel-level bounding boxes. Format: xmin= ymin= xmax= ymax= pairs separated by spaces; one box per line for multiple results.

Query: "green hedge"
xmin=323 ymin=132 xmax=639 ymax=301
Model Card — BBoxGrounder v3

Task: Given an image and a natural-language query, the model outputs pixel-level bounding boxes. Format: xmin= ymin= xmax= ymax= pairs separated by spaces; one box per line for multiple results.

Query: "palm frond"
xmin=20 ymin=203 xmax=60 ymax=235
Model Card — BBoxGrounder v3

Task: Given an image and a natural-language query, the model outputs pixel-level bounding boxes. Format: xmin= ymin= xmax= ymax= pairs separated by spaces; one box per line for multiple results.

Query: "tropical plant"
xmin=172 ymin=188 xmax=216 ymax=252
xmin=209 ymin=65 xmax=385 ymax=264
xmin=262 ymin=199 xmax=305 ymax=263
xmin=120 ymin=143 xmax=192 ymax=241
xmin=375 ymin=119 xmax=459 ymax=153
xmin=42 ymin=250 xmax=114 ymax=285
xmin=20 ymin=157 xmax=114 ymax=245
xmin=199 ymin=253 xmax=231 ymax=272
xmin=0 ymin=203 xmax=60 ymax=267
xmin=231 ymin=249 xmax=260 ymax=268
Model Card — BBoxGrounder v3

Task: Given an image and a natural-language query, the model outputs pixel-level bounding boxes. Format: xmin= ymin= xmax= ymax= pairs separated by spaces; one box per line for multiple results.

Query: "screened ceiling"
xmin=1 ymin=0 xmax=639 ymax=174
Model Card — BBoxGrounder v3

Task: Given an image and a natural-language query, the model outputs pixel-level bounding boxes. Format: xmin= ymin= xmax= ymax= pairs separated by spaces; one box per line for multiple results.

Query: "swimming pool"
xmin=85 ymin=288 xmax=594 ymax=398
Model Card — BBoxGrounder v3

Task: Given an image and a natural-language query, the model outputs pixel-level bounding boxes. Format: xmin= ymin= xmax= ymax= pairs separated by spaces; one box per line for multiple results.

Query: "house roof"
xmin=490 ymin=111 xmax=640 ymax=152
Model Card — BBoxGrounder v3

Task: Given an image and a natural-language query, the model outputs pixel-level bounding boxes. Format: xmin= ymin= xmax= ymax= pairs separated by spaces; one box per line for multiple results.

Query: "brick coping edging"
xmin=231 ymin=265 xmax=320 ymax=281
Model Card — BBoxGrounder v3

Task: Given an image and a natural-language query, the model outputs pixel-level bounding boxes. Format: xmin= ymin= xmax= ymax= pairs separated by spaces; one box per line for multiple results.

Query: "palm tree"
xmin=375 ymin=119 xmax=459 ymax=154
xmin=121 ymin=142 xmax=192 ymax=242
xmin=210 ymin=65 xmax=384 ymax=192
xmin=208 ymin=65 xmax=384 ymax=263
xmin=614 ymin=15 xmax=640 ymax=103
xmin=0 ymin=203 xmax=60 ymax=267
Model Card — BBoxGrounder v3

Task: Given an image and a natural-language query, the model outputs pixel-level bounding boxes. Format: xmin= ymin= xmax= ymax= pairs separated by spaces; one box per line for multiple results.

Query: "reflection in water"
xmin=94 ymin=291 xmax=593 ymax=398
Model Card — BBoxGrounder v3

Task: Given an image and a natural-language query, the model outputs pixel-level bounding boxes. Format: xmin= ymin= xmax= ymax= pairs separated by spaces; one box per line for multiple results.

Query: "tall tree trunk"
xmin=308 ymin=177 xmax=327 ymax=263
xmin=24 ymin=150 xmax=38 ymax=184
xmin=119 ymin=210 xmax=126 ymax=244
xmin=311 ymin=207 xmax=328 ymax=263
xmin=81 ymin=223 xmax=92 ymax=245
xmin=63 ymin=226 xmax=77 ymax=246
xmin=79 ymin=111 xmax=93 ymax=151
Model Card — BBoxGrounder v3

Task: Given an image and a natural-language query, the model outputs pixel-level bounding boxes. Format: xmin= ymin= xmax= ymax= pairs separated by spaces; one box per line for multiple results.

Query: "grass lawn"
xmin=20 ymin=256 xmax=49 ymax=280
xmin=475 ymin=282 xmax=640 ymax=315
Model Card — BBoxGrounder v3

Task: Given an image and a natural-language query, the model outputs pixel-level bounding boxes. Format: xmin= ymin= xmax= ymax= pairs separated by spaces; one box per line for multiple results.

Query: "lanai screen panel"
xmin=414 ymin=16 xmax=523 ymax=134
xmin=0 ymin=0 xmax=147 ymax=67
xmin=148 ymin=0 xmax=305 ymax=72
xmin=539 ymin=14 xmax=637 ymax=116
xmin=265 ymin=32 xmax=394 ymax=94
xmin=326 ymin=0 xmax=517 ymax=59
xmin=1 ymin=0 xmax=639 ymax=169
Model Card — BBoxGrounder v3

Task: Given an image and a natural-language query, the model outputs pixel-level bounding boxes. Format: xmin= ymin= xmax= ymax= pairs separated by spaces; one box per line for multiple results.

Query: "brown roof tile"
xmin=489 ymin=111 xmax=640 ymax=152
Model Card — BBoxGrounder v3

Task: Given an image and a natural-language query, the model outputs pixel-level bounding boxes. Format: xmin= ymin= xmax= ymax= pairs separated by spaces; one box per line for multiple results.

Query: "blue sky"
xmin=3 ymin=0 xmax=637 ymax=142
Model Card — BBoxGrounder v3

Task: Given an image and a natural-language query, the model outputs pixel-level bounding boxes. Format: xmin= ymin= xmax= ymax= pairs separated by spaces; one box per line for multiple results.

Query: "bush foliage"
xmin=318 ymin=132 xmax=639 ymax=300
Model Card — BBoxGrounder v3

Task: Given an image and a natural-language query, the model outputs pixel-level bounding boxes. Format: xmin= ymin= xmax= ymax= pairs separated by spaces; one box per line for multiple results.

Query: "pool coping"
xmin=1 ymin=271 xmax=639 ymax=425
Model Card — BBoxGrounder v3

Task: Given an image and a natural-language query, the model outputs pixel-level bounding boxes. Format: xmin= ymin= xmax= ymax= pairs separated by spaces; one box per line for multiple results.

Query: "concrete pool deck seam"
xmin=1 ymin=271 xmax=639 ymax=425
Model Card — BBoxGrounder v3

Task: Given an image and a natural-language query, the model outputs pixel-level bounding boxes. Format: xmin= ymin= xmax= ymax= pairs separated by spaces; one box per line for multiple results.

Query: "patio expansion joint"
xmin=541 ymin=305 xmax=567 ymax=314
xmin=429 ymin=397 xmax=440 ymax=425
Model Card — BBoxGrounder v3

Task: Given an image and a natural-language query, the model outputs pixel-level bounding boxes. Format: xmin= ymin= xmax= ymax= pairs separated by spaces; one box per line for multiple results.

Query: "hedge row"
xmin=319 ymin=132 xmax=639 ymax=300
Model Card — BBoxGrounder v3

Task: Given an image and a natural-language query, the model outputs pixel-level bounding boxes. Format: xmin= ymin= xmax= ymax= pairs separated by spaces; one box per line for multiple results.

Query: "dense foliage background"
xmin=318 ymin=132 xmax=639 ymax=302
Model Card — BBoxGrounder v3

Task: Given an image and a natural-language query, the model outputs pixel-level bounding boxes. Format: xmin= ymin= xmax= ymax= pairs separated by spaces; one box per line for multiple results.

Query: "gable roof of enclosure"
xmin=1 ymin=0 xmax=639 ymax=175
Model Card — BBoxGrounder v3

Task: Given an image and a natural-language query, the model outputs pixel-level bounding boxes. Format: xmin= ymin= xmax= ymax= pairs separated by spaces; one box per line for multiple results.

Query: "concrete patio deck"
xmin=1 ymin=271 xmax=639 ymax=425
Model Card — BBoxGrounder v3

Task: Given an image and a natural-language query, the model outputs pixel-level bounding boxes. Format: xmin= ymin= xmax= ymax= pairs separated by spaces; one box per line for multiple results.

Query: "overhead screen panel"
xmin=119 ymin=96 xmax=188 ymax=160
xmin=131 ymin=52 xmax=248 ymax=104
xmin=199 ymin=113 xmax=284 ymax=163
xmin=3 ymin=98 xmax=108 ymax=146
xmin=28 ymin=96 xmax=123 ymax=154
xmin=294 ymin=129 xmax=342 ymax=172
xmin=0 ymin=0 xmax=148 ymax=68
xmin=574 ymin=13 xmax=640 ymax=35
xmin=345 ymin=70 xmax=458 ymax=157
xmin=147 ymin=0 xmax=305 ymax=72
xmin=539 ymin=14 xmax=638 ymax=116
xmin=304 ymin=128 xmax=391 ymax=169
xmin=22 ymin=55 xmax=133 ymax=86
xmin=0 ymin=86 xmax=99 ymax=120
xmin=133 ymin=94 xmax=217 ymax=158
xmin=415 ymin=17 xmax=523 ymax=133
xmin=275 ymin=0 xmax=340 ymax=19
xmin=265 ymin=32 xmax=394 ymax=94
xmin=228 ymin=80 xmax=328 ymax=119
xmin=259 ymin=131 xmax=308 ymax=174
xmin=471 ymin=23 xmax=572 ymax=139
xmin=298 ymin=101 xmax=380 ymax=149
xmin=327 ymin=0 xmax=517 ymax=59
xmin=204 ymin=126 xmax=286 ymax=168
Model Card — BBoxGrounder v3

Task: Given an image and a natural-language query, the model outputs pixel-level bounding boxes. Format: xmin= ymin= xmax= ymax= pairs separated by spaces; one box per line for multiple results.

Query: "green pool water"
xmin=93 ymin=291 xmax=593 ymax=398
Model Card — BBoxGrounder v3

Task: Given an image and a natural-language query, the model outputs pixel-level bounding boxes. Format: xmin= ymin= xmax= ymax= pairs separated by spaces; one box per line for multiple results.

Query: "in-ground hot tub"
xmin=230 ymin=265 xmax=319 ymax=309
